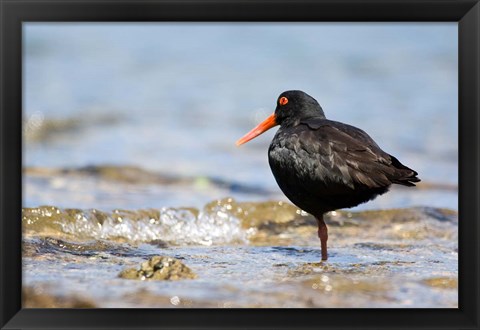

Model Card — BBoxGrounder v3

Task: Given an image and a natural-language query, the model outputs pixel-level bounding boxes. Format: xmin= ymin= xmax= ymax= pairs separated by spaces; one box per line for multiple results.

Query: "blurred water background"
xmin=22 ymin=23 xmax=458 ymax=308
xmin=24 ymin=23 xmax=457 ymax=211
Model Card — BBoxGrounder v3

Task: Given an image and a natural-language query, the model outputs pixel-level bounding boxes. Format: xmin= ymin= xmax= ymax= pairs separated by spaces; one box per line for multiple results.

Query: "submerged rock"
xmin=119 ymin=256 xmax=196 ymax=280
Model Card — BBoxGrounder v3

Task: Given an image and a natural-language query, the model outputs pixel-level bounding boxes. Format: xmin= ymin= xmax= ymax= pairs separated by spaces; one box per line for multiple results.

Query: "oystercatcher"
xmin=236 ymin=90 xmax=420 ymax=261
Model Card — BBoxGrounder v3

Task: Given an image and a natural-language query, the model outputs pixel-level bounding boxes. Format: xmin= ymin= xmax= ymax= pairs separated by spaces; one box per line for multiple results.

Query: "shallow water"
xmin=22 ymin=23 xmax=458 ymax=308
xmin=23 ymin=198 xmax=457 ymax=308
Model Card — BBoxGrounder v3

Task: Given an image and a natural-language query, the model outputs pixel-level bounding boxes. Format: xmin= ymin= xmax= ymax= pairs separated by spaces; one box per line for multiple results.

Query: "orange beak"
xmin=236 ymin=113 xmax=278 ymax=146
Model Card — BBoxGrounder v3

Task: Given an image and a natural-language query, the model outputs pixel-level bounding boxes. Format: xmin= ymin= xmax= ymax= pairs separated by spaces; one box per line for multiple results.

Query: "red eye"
xmin=279 ymin=97 xmax=288 ymax=106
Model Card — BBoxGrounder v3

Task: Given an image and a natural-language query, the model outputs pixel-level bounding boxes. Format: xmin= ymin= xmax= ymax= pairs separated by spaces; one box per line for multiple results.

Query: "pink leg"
xmin=316 ymin=215 xmax=328 ymax=261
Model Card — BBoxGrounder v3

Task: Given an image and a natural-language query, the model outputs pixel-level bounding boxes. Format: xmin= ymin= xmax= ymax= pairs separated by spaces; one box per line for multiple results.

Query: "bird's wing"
xmin=297 ymin=119 xmax=418 ymax=189
xmin=302 ymin=118 xmax=382 ymax=150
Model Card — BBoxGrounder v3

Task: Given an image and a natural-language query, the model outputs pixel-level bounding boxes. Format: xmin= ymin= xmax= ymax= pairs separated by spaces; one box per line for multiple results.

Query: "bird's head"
xmin=236 ymin=90 xmax=325 ymax=146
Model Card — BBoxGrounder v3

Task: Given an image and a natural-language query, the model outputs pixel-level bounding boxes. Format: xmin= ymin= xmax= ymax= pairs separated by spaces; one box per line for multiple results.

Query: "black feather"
xmin=267 ymin=90 xmax=420 ymax=217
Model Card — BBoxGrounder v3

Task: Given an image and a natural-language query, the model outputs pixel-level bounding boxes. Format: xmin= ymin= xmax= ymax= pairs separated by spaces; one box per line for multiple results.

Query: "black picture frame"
xmin=1 ymin=0 xmax=478 ymax=329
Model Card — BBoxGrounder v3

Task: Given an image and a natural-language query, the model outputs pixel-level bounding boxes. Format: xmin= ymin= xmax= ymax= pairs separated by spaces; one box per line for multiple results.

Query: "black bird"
xmin=236 ymin=90 xmax=420 ymax=261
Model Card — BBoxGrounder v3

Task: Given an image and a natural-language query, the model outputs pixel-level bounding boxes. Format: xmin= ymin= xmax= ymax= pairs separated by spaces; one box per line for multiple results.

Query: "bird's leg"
xmin=316 ymin=215 xmax=328 ymax=261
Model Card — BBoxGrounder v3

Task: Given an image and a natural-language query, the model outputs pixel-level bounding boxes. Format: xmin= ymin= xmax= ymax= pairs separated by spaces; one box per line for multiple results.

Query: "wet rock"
xmin=327 ymin=207 xmax=457 ymax=226
xmin=147 ymin=239 xmax=169 ymax=248
xmin=422 ymin=277 xmax=457 ymax=289
xmin=119 ymin=256 xmax=196 ymax=280
xmin=22 ymin=237 xmax=136 ymax=259
xmin=288 ymin=262 xmax=337 ymax=276
xmin=23 ymin=286 xmax=96 ymax=308
xmin=21 ymin=199 xmax=458 ymax=247
xmin=235 ymin=200 xmax=313 ymax=228
xmin=23 ymin=239 xmax=42 ymax=258
xmin=352 ymin=242 xmax=413 ymax=251
xmin=118 ymin=268 xmax=139 ymax=280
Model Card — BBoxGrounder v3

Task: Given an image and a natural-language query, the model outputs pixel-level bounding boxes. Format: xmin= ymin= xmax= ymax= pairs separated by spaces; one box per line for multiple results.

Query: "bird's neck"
xmin=282 ymin=115 xmax=326 ymax=128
